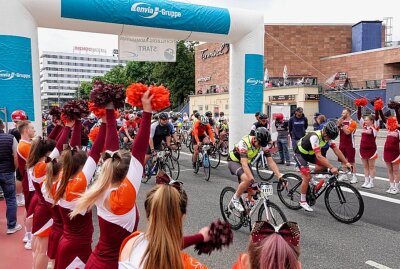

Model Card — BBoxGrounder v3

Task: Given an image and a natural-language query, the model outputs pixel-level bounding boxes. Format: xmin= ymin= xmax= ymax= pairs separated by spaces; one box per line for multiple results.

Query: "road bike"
xmin=214 ymin=132 xmax=229 ymax=157
xmin=251 ymin=150 xmax=275 ymax=181
xmin=193 ymin=143 xmax=215 ymax=181
xmin=220 ymin=180 xmax=287 ymax=231
xmin=277 ymin=169 xmax=364 ymax=224
xmin=142 ymin=148 xmax=180 ymax=183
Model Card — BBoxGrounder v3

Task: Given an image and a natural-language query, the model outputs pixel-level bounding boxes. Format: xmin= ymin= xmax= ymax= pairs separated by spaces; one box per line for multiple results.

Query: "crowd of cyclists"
xmin=1 ymin=93 xmax=399 ymax=269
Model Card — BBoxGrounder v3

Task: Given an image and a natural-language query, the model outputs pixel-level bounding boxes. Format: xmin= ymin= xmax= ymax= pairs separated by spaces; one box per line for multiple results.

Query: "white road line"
xmin=179 ymin=169 xmax=194 ymax=172
xmin=365 ymin=260 xmax=392 ymax=269
xmin=180 ymin=152 xmax=399 ymax=204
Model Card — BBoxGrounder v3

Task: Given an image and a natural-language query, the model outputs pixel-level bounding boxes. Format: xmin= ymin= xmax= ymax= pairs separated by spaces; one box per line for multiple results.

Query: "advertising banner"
xmin=61 ymin=0 xmax=231 ymax=35
xmin=244 ymin=54 xmax=264 ymax=114
xmin=118 ymin=36 xmax=176 ymax=62
xmin=0 ymin=35 xmax=34 ymax=121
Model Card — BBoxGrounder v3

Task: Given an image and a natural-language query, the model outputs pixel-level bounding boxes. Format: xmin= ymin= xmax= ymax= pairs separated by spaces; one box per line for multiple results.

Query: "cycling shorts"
xmin=193 ymin=135 xmax=206 ymax=145
xmin=228 ymin=161 xmax=254 ymax=182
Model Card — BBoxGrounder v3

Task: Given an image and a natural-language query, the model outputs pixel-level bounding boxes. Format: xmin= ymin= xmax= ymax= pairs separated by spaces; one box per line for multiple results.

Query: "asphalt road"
xmin=92 ymin=146 xmax=400 ymax=269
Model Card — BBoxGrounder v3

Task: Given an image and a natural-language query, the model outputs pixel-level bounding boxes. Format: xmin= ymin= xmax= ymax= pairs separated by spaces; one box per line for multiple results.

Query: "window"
xmin=198 ymin=106 xmax=203 ymax=111
xmin=205 ymin=105 xmax=208 ymax=110
xmin=225 ymin=104 xmax=229 ymax=110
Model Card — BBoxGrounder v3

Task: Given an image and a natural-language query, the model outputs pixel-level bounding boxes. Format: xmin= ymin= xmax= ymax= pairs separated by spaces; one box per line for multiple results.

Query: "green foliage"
xmin=76 ymin=40 xmax=196 ymax=108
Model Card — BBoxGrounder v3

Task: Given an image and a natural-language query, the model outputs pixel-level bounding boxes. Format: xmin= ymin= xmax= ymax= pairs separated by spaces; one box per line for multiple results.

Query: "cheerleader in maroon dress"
xmin=70 ymin=93 xmax=153 ymax=269
xmin=357 ymin=105 xmax=380 ymax=189
xmin=43 ymin=123 xmax=74 ymax=266
xmin=53 ymin=118 xmax=106 ymax=269
xmin=379 ymin=104 xmax=400 ymax=194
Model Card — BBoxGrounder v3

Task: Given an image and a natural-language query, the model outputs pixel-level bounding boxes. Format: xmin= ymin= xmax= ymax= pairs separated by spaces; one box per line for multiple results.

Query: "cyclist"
xmin=192 ymin=115 xmax=215 ymax=169
xmin=228 ymin=127 xmax=284 ymax=212
xmin=118 ymin=114 xmax=137 ymax=146
xmin=250 ymin=113 xmax=269 ymax=135
xmin=294 ymin=121 xmax=352 ymax=212
xmin=205 ymin=111 xmax=215 ymax=128
xmin=216 ymin=116 xmax=229 ymax=142
xmin=144 ymin=112 xmax=172 ymax=166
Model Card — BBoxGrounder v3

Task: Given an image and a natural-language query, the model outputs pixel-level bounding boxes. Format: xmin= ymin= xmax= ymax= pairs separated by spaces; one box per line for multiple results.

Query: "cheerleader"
xmin=70 ymin=92 xmax=153 ymax=268
xmin=357 ymin=101 xmax=380 ymax=189
xmin=379 ymin=103 xmax=400 ymax=194
xmin=53 ymin=116 xmax=106 ymax=269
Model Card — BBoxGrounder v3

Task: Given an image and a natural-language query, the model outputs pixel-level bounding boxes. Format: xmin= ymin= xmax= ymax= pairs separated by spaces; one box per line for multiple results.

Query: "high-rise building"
xmin=40 ymin=48 xmax=127 ymax=109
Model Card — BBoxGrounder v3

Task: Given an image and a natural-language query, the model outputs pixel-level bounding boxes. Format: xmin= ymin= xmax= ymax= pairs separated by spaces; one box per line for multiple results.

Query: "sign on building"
xmin=118 ymin=36 xmax=177 ymax=62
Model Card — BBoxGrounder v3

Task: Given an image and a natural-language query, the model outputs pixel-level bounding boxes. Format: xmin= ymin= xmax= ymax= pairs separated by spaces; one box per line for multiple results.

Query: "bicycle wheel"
xmin=257 ymin=201 xmax=288 ymax=226
xmin=203 ymin=155 xmax=211 ymax=181
xmin=256 ymin=157 xmax=274 ymax=181
xmin=189 ymin=140 xmax=194 ymax=153
xmin=209 ymin=148 xmax=221 ymax=169
xmin=171 ymin=145 xmax=180 ymax=160
xmin=324 ymin=182 xmax=364 ymax=224
xmin=277 ymin=173 xmax=303 ymax=210
xmin=161 ymin=162 xmax=173 ymax=180
xmin=141 ymin=161 xmax=153 ymax=183
xmin=219 ymin=186 xmax=243 ymax=230
xmin=220 ymin=140 xmax=229 ymax=157
xmin=194 ymin=159 xmax=200 ymax=174
xmin=167 ymin=156 xmax=180 ymax=181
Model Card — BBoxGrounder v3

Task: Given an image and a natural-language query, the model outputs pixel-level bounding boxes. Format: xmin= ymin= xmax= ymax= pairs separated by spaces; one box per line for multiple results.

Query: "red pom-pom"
xmin=49 ymin=106 xmax=61 ymax=120
xmin=90 ymin=80 xmax=125 ymax=109
xmin=88 ymin=102 xmax=120 ymax=118
xmin=374 ymin=98 xmax=384 ymax=110
xmin=194 ymin=219 xmax=233 ymax=255
xmin=387 ymin=116 xmax=399 ymax=131
xmin=354 ymin=98 xmax=368 ymax=107
xmin=126 ymin=83 xmax=149 ymax=107
xmin=150 ymin=85 xmax=171 ymax=111
xmin=88 ymin=126 xmax=100 ymax=142
xmin=61 ymin=100 xmax=88 ymax=121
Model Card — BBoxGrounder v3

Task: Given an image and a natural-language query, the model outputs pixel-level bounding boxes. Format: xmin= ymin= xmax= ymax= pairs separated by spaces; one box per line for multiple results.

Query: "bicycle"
xmin=214 ymin=132 xmax=229 ymax=157
xmin=250 ymin=150 xmax=275 ymax=181
xmin=142 ymin=148 xmax=180 ymax=183
xmin=220 ymin=180 xmax=287 ymax=231
xmin=193 ymin=143 xmax=213 ymax=181
xmin=277 ymin=169 xmax=364 ymax=224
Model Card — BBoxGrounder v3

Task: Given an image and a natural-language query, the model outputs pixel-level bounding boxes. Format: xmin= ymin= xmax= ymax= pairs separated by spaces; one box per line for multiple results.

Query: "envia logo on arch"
xmin=131 ymin=2 xmax=181 ymax=19
xmin=0 ymin=70 xmax=31 ymax=81
xmin=246 ymin=78 xmax=263 ymax=86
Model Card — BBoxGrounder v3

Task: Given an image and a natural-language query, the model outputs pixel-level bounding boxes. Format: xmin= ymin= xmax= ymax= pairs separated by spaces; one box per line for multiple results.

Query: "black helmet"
xmin=153 ymin=113 xmax=159 ymax=120
xmin=159 ymin=112 xmax=169 ymax=120
xmin=259 ymin=113 xmax=268 ymax=120
xmin=255 ymin=127 xmax=271 ymax=147
xmin=137 ymin=111 xmax=143 ymax=117
xmin=323 ymin=121 xmax=339 ymax=140
xmin=194 ymin=112 xmax=201 ymax=119
xmin=205 ymin=111 xmax=212 ymax=117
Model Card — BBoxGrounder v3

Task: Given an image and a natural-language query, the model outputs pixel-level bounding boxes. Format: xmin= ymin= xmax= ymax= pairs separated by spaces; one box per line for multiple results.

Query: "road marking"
xmin=180 ymin=152 xmax=399 ymax=204
xmin=365 ymin=260 xmax=392 ymax=269
xmin=180 ymin=169 xmax=194 ymax=172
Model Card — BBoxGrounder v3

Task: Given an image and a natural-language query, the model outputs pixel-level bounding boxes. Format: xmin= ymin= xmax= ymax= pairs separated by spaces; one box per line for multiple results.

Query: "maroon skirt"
xmin=24 ymin=191 xmax=38 ymax=218
xmin=32 ymin=203 xmax=52 ymax=237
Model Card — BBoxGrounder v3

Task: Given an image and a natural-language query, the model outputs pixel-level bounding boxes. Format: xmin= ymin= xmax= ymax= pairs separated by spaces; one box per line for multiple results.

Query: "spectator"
xmin=250 ymin=113 xmax=269 ymax=136
xmin=82 ymin=113 xmax=97 ymax=133
xmin=255 ymin=112 xmax=260 ymax=122
xmin=312 ymin=112 xmax=321 ymax=131
xmin=288 ymin=107 xmax=308 ymax=151
xmin=232 ymin=221 xmax=301 ymax=269
xmin=275 ymin=114 xmax=290 ymax=166
xmin=0 ymin=119 xmax=21 ymax=234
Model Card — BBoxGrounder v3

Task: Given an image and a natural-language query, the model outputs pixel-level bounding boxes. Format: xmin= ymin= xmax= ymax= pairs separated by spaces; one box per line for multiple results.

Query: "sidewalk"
xmin=0 ymin=200 xmax=32 ymax=268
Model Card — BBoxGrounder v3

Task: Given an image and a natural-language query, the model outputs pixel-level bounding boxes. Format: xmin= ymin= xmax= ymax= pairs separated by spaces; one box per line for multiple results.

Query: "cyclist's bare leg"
xmin=300 ymin=172 xmax=312 ymax=195
xmin=235 ymin=173 xmax=252 ymax=198
xmin=193 ymin=144 xmax=199 ymax=163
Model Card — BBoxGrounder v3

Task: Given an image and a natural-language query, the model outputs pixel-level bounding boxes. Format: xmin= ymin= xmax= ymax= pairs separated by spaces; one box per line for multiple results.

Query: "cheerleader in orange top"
xmin=53 ymin=116 xmax=107 ymax=269
xmin=356 ymin=99 xmax=381 ymax=189
xmin=16 ymin=120 xmax=37 ymax=249
xmin=43 ymin=122 xmax=74 ymax=266
xmin=70 ymin=92 xmax=153 ymax=269
xmin=379 ymin=101 xmax=400 ymax=194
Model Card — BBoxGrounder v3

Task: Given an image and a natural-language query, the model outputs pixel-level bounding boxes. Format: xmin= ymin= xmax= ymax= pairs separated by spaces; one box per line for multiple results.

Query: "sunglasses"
xmin=251 ymin=221 xmax=300 ymax=247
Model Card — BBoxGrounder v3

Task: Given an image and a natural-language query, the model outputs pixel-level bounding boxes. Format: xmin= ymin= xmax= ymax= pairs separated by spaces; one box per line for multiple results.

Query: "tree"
xmin=76 ymin=81 xmax=92 ymax=100
xmin=125 ymin=61 xmax=157 ymax=85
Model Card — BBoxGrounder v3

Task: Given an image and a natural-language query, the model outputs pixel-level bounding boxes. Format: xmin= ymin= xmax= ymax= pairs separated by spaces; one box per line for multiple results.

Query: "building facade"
xmin=40 ymin=50 xmax=127 ymax=109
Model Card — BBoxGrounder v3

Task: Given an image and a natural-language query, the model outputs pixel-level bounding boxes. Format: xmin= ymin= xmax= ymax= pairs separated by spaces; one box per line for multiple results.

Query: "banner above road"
xmin=118 ymin=36 xmax=177 ymax=62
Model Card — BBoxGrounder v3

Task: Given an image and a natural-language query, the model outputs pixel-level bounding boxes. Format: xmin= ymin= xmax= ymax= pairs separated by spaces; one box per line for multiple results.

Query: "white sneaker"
xmin=364 ymin=182 xmax=374 ymax=189
xmin=386 ymin=187 xmax=393 ymax=193
xmin=361 ymin=181 xmax=369 ymax=188
xmin=299 ymin=201 xmax=313 ymax=212
xmin=389 ymin=188 xmax=399 ymax=195
xmin=230 ymin=196 xmax=244 ymax=212
xmin=22 ymin=232 xmax=29 ymax=243
xmin=338 ymin=174 xmax=348 ymax=181
xmin=24 ymin=240 xmax=32 ymax=250
xmin=350 ymin=175 xmax=358 ymax=184
xmin=7 ymin=224 xmax=22 ymax=234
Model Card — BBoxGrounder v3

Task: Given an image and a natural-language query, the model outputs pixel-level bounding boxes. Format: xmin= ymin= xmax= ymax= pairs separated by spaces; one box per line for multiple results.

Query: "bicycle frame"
xmin=244 ymin=183 xmax=274 ymax=223
xmin=251 ymin=150 xmax=266 ymax=167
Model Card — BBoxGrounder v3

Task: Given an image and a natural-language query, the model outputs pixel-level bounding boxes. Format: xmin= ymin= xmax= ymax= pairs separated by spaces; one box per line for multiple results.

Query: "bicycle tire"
xmin=194 ymin=159 xmax=200 ymax=174
xmin=257 ymin=201 xmax=288 ymax=226
xmin=203 ymin=155 xmax=211 ymax=181
xmin=171 ymin=145 xmax=181 ymax=160
xmin=209 ymin=148 xmax=221 ymax=169
xmin=189 ymin=140 xmax=194 ymax=154
xmin=141 ymin=161 xmax=153 ymax=183
xmin=219 ymin=186 xmax=243 ymax=230
xmin=161 ymin=162 xmax=173 ymax=180
xmin=256 ymin=157 xmax=274 ymax=181
xmin=219 ymin=140 xmax=229 ymax=157
xmin=167 ymin=156 xmax=180 ymax=181
xmin=277 ymin=173 xmax=303 ymax=210
xmin=324 ymin=181 xmax=364 ymax=224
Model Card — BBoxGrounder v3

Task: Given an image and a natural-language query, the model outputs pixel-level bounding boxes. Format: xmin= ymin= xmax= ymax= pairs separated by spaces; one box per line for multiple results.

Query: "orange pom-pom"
xmin=126 ymin=83 xmax=149 ymax=107
xmin=88 ymin=126 xmax=100 ymax=142
xmin=374 ymin=99 xmax=384 ymax=110
xmin=89 ymin=102 xmax=120 ymax=118
xmin=387 ymin=116 xmax=399 ymax=131
xmin=149 ymin=85 xmax=171 ymax=111
xmin=354 ymin=98 xmax=368 ymax=107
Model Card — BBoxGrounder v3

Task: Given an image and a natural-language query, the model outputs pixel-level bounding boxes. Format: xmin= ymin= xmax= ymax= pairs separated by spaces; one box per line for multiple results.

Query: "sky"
xmin=38 ymin=0 xmax=400 ymax=55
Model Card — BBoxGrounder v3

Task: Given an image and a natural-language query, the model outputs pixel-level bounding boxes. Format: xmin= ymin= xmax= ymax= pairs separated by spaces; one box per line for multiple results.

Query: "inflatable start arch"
xmin=0 ymin=0 xmax=264 ymax=147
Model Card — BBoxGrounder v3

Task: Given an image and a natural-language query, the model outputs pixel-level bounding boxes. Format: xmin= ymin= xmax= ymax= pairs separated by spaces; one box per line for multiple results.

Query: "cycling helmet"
xmin=200 ymin=115 xmax=209 ymax=125
xmin=153 ymin=113 xmax=159 ymax=120
xmin=194 ymin=112 xmax=201 ymax=119
xmin=255 ymin=127 xmax=271 ymax=147
xmin=205 ymin=111 xmax=212 ymax=117
xmin=259 ymin=113 xmax=268 ymax=120
xmin=129 ymin=114 xmax=135 ymax=120
xmin=11 ymin=110 xmax=27 ymax=122
xmin=136 ymin=111 xmax=143 ymax=117
xmin=323 ymin=121 xmax=339 ymax=140
xmin=219 ymin=116 xmax=226 ymax=122
xmin=159 ymin=112 xmax=169 ymax=120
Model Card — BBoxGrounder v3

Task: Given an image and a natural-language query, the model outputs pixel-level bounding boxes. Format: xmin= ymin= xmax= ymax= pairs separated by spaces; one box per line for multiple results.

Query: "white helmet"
xmin=200 ymin=115 xmax=209 ymax=125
